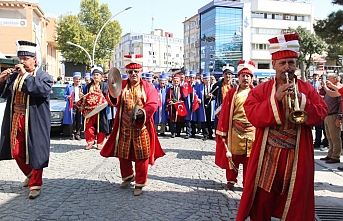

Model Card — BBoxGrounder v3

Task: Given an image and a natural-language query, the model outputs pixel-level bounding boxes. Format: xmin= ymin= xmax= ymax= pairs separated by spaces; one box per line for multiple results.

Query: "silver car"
xmin=50 ymin=84 xmax=70 ymax=136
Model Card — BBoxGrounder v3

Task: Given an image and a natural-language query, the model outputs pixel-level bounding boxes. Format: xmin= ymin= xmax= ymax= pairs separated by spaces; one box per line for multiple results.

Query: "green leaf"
xmin=287 ymin=26 xmax=327 ymax=79
xmin=55 ymin=0 xmax=122 ymax=70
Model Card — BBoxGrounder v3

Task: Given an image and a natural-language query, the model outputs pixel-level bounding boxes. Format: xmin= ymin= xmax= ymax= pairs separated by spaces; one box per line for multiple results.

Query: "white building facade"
xmin=186 ymin=0 xmax=313 ymax=77
xmin=248 ymin=0 xmax=313 ymax=77
xmin=112 ymin=29 xmax=184 ymax=73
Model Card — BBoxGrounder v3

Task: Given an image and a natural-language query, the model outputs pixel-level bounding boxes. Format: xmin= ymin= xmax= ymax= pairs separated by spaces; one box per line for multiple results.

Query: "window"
xmin=274 ymin=14 xmax=282 ymax=20
xmin=251 ymin=44 xmax=268 ymax=51
xmin=252 ymin=12 xmax=264 ymax=18
xmin=258 ymin=63 xmax=270 ymax=69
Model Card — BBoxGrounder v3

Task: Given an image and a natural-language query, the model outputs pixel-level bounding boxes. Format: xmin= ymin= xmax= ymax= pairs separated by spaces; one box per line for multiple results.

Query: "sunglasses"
xmin=127 ymin=70 xmax=141 ymax=74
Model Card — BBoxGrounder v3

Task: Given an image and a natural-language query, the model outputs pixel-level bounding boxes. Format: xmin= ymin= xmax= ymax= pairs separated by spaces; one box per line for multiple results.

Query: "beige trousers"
xmin=324 ymin=115 xmax=342 ymax=160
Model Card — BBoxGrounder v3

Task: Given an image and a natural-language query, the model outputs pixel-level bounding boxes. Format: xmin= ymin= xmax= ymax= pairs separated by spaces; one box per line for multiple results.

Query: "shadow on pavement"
xmin=162 ymin=148 xmax=214 ymax=160
xmin=148 ymin=174 xmax=226 ymax=190
xmin=0 ymin=177 xmax=240 ymax=221
xmin=50 ymin=143 xmax=87 ymax=153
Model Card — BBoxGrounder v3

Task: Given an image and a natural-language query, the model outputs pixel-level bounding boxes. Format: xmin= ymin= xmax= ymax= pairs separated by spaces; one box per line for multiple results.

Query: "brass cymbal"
xmin=108 ymin=67 xmax=122 ymax=98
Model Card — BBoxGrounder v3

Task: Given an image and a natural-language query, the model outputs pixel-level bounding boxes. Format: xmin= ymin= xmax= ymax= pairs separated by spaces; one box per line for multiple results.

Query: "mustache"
xmin=283 ymin=70 xmax=294 ymax=75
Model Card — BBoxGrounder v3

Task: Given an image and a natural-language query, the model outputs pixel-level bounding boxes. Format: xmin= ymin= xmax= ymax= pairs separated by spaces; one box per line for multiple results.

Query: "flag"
xmin=192 ymin=93 xmax=200 ymax=112
xmin=173 ymin=102 xmax=188 ymax=116
xmin=69 ymin=92 xmax=74 ymax=110
xmin=181 ymin=79 xmax=193 ymax=97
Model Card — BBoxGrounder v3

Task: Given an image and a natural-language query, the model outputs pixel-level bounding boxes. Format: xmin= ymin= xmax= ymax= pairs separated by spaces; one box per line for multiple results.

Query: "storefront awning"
xmin=254 ymin=70 xmax=276 ymax=78
xmin=0 ymin=58 xmax=19 ymax=65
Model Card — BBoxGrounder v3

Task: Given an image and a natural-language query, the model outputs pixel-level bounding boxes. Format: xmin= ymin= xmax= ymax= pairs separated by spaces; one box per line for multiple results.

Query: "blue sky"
xmin=38 ymin=0 xmax=341 ymax=39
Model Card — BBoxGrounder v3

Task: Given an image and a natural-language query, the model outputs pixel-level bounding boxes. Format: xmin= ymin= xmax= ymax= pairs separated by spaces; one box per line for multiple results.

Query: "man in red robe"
xmin=215 ymin=60 xmax=256 ymax=191
xmin=166 ymin=74 xmax=185 ymax=138
xmin=236 ymin=34 xmax=328 ymax=221
xmin=100 ymin=54 xmax=165 ymax=196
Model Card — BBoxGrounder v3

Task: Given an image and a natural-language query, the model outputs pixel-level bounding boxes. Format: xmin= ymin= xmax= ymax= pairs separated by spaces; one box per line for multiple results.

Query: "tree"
xmin=287 ymin=26 xmax=327 ymax=80
xmin=55 ymin=0 xmax=122 ymax=69
xmin=314 ymin=0 xmax=343 ymax=66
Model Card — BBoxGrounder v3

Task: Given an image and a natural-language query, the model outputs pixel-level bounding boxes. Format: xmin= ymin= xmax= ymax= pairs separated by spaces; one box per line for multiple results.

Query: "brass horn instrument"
xmin=285 ymin=72 xmax=307 ymax=124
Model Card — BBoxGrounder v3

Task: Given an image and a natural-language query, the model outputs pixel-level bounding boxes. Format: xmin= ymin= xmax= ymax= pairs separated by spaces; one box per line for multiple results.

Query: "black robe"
xmin=83 ymin=81 xmax=109 ymax=134
xmin=0 ymin=69 xmax=53 ymax=169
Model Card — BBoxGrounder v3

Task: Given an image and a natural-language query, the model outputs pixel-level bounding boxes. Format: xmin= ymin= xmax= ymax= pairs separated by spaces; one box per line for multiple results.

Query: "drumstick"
xmin=222 ymin=138 xmax=238 ymax=173
xmin=205 ymin=86 xmax=219 ymax=107
xmin=209 ymin=85 xmax=219 ymax=94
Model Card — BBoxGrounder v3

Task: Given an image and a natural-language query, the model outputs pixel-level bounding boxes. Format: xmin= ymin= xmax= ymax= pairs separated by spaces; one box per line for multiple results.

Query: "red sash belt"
xmin=13 ymin=104 xmax=26 ymax=114
xmin=232 ymin=120 xmax=255 ymax=140
xmin=268 ymin=128 xmax=296 ymax=149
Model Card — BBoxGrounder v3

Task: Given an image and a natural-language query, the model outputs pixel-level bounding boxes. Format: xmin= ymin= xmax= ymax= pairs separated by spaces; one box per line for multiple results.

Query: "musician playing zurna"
xmin=236 ymin=34 xmax=328 ymax=221
xmin=0 ymin=40 xmax=53 ymax=199
xmin=63 ymin=72 xmax=84 ymax=141
xmin=100 ymin=54 xmax=165 ymax=196
xmin=197 ymin=73 xmax=215 ymax=141
xmin=82 ymin=67 xmax=109 ymax=150
xmin=215 ymin=60 xmax=256 ymax=191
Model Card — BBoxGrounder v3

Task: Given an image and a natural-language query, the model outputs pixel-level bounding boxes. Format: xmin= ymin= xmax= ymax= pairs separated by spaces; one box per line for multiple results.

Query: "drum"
xmin=214 ymin=104 xmax=222 ymax=118
xmin=76 ymin=89 xmax=108 ymax=118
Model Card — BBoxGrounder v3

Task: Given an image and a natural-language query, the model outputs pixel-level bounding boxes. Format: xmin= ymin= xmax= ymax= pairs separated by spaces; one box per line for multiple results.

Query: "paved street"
xmin=0 ymin=132 xmax=342 ymax=221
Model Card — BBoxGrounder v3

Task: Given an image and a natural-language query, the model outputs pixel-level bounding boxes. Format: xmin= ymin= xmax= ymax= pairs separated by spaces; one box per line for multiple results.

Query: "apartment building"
xmin=112 ymin=29 xmax=184 ymax=73
xmin=185 ymin=0 xmax=313 ymax=77
xmin=183 ymin=14 xmax=201 ymax=73
xmin=0 ymin=0 xmax=61 ymax=80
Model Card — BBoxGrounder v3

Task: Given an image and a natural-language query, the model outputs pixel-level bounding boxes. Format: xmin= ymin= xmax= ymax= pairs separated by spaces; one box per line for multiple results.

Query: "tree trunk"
xmin=300 ymin=61 xmax=306 ymax=81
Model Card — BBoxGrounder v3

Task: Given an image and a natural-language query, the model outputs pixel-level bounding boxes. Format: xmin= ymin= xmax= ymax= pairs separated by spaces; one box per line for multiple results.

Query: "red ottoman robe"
xmin=100 ymin=79 xmax=165 ymax=165
xmin=236 ymin=78 xmax=328 ymax=221
xmin=215 ymin=85 xmax=254 ymax=170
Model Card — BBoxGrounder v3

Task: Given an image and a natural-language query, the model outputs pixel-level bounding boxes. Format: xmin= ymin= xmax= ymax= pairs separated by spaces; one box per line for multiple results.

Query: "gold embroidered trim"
xmin=270 ymin=80 xmax=282 ymax=125
xmin=122 ymin=174 xmax=134 ymax=181
xmin=281 ymin=123 xmax=301 ymax=220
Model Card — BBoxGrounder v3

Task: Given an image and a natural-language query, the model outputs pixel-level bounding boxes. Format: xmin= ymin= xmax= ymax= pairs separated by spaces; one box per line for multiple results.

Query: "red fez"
xmin=173 ymin=74 xmax=181 ymax=80
xmin=237 ymin=60 xmax=255 ymax=77
xmin=268 ymin=34 xmax=299 ymax=60
xmin=124 ymin=54 xmax=143 ymax=69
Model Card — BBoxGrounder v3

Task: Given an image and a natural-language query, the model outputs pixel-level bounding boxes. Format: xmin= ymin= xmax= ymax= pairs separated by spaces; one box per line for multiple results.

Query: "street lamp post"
xmin=67 ymin=41 xmax=93 ymax=67
xmin=92 ymin=6 xmax=132 ymax=65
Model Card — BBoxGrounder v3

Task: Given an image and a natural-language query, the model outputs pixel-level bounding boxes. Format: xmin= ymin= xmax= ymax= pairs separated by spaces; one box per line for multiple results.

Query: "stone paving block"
xmin=0 ymin=134 xmax=342 ymax=220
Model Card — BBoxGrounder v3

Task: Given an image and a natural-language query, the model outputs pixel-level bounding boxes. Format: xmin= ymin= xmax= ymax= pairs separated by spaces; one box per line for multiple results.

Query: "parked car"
xmin=50 ymin=84 xmax=70 ymax=136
